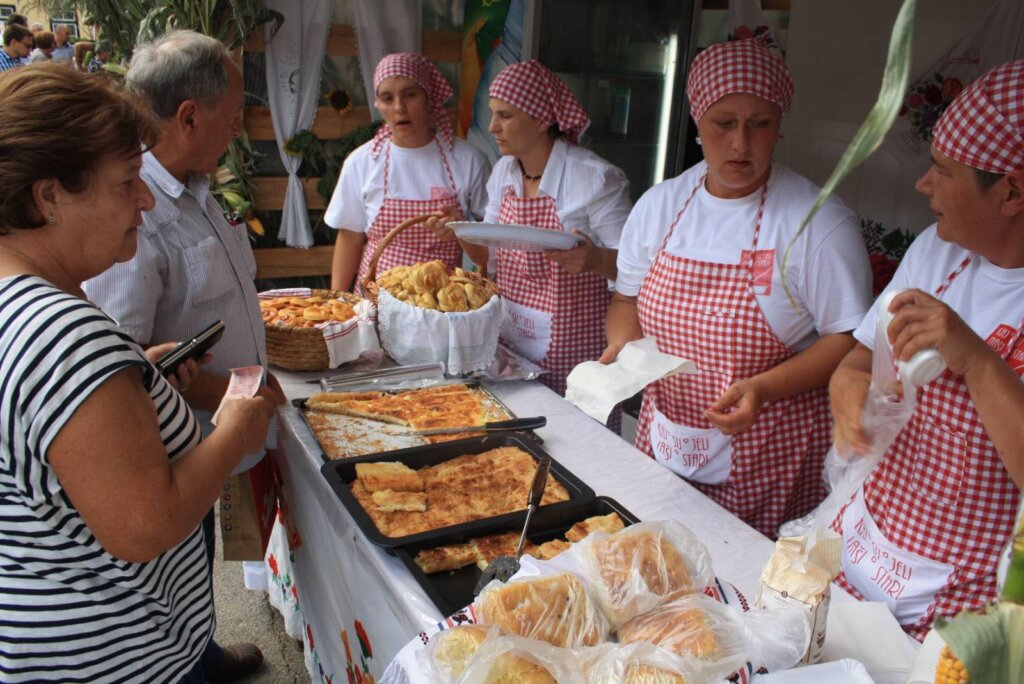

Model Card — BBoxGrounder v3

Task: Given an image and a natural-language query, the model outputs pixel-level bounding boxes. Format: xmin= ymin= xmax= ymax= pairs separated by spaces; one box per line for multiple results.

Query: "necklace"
xmin=518 ymin=159 xmax=542 ymax=181
xmin=0 ymin=243 xmax=73 ymax=292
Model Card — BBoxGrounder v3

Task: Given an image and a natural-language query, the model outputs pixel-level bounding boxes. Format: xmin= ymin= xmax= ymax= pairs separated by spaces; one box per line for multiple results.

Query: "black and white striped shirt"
xmin=0 ymin=275 xmax=212 ymax=683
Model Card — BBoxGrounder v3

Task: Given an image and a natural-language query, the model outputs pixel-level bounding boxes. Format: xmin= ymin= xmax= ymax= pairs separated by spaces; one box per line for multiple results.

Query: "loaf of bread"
xmin=477 ymin=573 xmax=607 ymax=648
xmin=577 ymin=641 xmax=696 ymax=684
xmin=624 ymin=664 xmax=689 ymax=683
xmin=480 ymin=653 xmax=557 ymax=683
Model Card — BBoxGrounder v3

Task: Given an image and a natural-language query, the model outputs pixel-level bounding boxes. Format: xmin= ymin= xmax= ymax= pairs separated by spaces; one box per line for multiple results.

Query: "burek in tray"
xmin=320 ymin=433 xmax=594 ymax=549
xmin=295 ymin=382 xmax=515 ymax=461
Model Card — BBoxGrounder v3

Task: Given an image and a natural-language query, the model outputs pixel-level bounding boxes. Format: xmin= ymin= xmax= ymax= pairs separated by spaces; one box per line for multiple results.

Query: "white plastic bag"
xmin=418 ymin=625 xmax=499 ymax=683
xmin=457 ymin=634 xmax=584 ymax=684
xmin=576 ymin=641 xmax=700 ymax=684
xmin=580 ymin=519 xmax=717 ymax=629
xmin=780 ymin=308 xmax=916 ymax=537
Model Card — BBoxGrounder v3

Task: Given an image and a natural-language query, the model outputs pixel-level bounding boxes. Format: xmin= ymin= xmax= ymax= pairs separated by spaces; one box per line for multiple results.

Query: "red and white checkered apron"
xmin=831 ymin=255 xmax=1023 ymax=641
xmin=356 ymin=140 xmax=464 ymax=284
xmin=634 ymin=176 xmax=831 ymax=537
xmin=495 ymin=186 xmax=611 ymax=396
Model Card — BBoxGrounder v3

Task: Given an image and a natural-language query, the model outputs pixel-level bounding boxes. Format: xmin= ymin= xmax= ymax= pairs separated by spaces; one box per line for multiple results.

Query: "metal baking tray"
xmin=394 ymin=496 xmax=639 ymax=617
xmin=293 ymin=383 xmax=523 ymax=462
xmin=320 ymin=433 xmax=595 ymax=550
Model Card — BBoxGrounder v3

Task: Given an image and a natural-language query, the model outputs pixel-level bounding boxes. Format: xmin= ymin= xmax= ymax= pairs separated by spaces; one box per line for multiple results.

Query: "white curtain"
xmin=353 ymin=0 xmax=422 ymax=121
xmin=264 ymin=0 xmax=332 ymax=248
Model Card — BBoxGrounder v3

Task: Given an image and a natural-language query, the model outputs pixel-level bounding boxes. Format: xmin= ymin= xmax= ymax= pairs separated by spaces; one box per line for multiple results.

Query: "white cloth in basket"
xmin=377 ymin=288 xmax=501 ymax=375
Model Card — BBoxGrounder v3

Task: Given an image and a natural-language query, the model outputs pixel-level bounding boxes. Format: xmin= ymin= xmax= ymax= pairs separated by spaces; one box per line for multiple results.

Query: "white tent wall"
xmin=775 ymin=0 xmax=999 ymax=239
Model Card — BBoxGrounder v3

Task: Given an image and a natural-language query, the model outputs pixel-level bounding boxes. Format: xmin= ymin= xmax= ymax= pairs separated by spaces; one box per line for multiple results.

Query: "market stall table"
xmin=263 ymin=373 xmax=917 ymax=682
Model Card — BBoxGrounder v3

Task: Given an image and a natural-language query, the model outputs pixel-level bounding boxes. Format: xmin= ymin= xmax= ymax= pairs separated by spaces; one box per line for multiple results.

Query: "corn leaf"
xmin=937 ymin=603 xmax=1024 ymax=682
xmin=782 ymin=0 xmax=917 ymax=307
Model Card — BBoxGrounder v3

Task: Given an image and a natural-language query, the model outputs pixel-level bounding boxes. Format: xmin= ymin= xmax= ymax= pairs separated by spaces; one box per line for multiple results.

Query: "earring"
xmin=695 ymin=136 xmax=702 ymax=146
xmin=47 ymin=212 xmax=56 ymax=225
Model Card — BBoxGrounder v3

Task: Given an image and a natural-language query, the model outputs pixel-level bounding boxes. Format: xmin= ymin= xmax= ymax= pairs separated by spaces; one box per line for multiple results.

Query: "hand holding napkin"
xmin=565 ymin=337 xmax=695 ymax=423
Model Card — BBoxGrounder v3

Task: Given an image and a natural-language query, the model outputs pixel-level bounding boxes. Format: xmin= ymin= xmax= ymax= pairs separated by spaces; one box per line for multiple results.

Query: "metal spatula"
xmin=473 ymin=455 xmax=552 ymax=594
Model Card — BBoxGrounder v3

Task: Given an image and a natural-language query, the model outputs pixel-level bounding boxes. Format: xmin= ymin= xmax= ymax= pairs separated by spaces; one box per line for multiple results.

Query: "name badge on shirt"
xmin=740 ymin=249 xmax=775 ymax=296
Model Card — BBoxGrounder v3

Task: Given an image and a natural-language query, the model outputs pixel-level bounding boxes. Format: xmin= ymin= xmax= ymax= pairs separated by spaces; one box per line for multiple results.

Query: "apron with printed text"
xmin=832 ymin=255 xmax=1023 ymax=641
xmin=634 ymin=176 xmax=831 ymax=538
xmin=356 ymin=139 xmax=464 ymax=284
xmin=496 ymin=185 xmax=611 ymax=396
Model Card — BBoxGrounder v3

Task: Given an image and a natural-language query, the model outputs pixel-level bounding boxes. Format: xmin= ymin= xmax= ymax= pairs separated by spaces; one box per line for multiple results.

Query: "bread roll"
xmin=477 ymin=573 xmax=606 ymax=648
xmin=624 ymin=664 xmax=689 ymax=683
xmin=483 ymin=653 xmax=557 ymax=683
xmin=430 ymin=625 xmax=490 ymax=680
xmin=587 ymin=521 xmax=707 ymax=627
xmin=618 ymin=603 xmax=719 ymax=660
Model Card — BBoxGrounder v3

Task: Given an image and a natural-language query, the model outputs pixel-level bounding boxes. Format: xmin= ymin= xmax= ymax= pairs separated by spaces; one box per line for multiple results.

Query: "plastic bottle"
xmin=876 ymin=289 xmax=947 ymax=387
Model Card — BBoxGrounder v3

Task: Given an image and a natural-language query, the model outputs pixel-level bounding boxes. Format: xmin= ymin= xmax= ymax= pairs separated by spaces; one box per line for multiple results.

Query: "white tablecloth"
xmin=262 ymin=375 xmax=917 ymax=682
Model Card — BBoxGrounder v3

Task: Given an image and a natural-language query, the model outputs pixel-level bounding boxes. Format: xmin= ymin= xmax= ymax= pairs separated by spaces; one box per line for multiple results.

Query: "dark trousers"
xmin=199 ymin=510 xmax=226 ymax=672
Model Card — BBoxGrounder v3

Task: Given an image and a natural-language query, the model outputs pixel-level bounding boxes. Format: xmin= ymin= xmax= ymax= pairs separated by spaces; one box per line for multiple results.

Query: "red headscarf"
xmin=488 ymin=60 xmax=590 ymax=143
xmin=370 ymin=53 xmax=454 ymax=158
xmin=933 ymin=60 xmax=1024 ymax=174
xmin=686 ymin=38 xmax=794 ymax=122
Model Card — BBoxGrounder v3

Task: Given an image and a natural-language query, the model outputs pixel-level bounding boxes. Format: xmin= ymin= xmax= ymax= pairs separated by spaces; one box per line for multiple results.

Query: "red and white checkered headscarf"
xmin=686 ymin=39 xmax=794 ymax=122
xmin=370 ymin=53 xmax=454 ymax=158
xmin=488 ymin=60 xmax=590 ymax=143
xmin=933 ymin=60 xmax=1024 ymax=174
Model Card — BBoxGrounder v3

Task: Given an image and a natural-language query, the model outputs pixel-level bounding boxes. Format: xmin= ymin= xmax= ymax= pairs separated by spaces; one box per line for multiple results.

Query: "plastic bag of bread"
xmin=458 ymin=634 xmax=584 ymax=684
xmin=476 ymin=573 xmax=609 ymax=648
xmin=580 ymin=520 xmax=715 ymax=628
xmin=576 ymin=642 xmax=699 ymax=684
xmin=617 ymin=594 xmax=749 ymax=683
xmin=419 ymin=624 xmax=499 ymax=682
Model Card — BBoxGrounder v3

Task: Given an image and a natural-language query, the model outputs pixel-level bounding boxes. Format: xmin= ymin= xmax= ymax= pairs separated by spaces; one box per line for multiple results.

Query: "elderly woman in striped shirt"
xmin=0 ymin=64 xmax=274 ymax=683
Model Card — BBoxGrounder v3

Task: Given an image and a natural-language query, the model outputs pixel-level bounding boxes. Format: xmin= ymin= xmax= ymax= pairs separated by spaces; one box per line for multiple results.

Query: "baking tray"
xmin=394 ymin=496 xmax=638 ymax=617
xmin=320 ymin=433 xmax=595 ymax=550
xmin=293 ymin=383 xmax=521 ymax=462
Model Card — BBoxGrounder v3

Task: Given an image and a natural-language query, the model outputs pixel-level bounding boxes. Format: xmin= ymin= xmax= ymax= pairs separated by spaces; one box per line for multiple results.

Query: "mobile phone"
xmin=156 ymin=320 xmax=226 ymax=377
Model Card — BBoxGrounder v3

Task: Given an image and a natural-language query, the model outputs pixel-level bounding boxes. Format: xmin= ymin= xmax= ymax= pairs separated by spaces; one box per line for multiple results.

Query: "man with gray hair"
xmin=50 ymin=24 xmax=73 ymax=63
xmin=83 ymin=29 xmax=281 ymax=682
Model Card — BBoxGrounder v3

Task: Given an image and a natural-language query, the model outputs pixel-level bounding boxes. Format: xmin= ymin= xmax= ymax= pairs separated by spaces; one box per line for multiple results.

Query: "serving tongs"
xmin=312 ymin=362 xmax=446 ymax=391
xmin=474 ymin=454 xmax=552 ymax=594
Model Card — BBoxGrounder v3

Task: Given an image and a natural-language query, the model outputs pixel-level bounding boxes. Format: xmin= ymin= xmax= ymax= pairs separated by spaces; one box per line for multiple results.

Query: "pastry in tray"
xmin=349 ymin=447 xmax=570 ymax=538
xmin=414 ymin=512 xmax=626 ymax=574
xmin=304 ymin=384 xmax=513 ymax=456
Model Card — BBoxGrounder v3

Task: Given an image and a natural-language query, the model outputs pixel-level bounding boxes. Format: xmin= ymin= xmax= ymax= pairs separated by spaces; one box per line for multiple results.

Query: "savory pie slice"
xmin=371 ymin=489 xmax=427 ymax=512
xmin=305 ymin=384 xmax=503 ymax=432
xmin=565 ymin=512 xmax=626 ymax=542
xmin=354 ymin=461 xmax=423 ymax=493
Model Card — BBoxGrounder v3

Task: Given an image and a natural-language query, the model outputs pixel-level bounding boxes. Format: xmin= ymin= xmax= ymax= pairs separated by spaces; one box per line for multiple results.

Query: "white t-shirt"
xmin=616 ymin=161 xmax=872 ymax=351
xmin=324 ymin=136 xmax=490 ymax=233
xmin=483 ymin=137 xmax=632 ymax=249
xmin=855 ymin=226 xmax=1024 ymax=359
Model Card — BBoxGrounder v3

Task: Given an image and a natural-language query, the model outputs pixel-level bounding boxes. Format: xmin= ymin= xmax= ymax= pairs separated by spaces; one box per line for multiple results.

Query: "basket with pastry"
xmin=259 ymin=288 xmax=379 ymax=371
xmin=359 ymin=214 xmax=502 ymax=375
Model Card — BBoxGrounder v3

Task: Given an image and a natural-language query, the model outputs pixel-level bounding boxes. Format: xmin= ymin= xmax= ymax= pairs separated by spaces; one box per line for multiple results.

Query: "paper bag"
xmin=219 ymin=451 xmax=280 ymax=561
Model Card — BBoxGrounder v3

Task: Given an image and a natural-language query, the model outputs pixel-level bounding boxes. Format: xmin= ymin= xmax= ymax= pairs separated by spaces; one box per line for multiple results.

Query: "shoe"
xmin=204 ymin=642 xmax=265 ymax=682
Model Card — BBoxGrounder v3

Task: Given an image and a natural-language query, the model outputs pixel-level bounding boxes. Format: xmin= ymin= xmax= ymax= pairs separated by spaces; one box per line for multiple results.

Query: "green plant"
xmin=26 ymin=0 xmax=282 ymax=57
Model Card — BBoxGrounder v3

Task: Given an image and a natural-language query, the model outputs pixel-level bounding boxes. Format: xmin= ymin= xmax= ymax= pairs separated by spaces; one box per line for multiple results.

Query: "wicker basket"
xmin=359 ymin=213 xmax=499 ymax=305
xmin=264 ymin=289 xmax=364 ymax=371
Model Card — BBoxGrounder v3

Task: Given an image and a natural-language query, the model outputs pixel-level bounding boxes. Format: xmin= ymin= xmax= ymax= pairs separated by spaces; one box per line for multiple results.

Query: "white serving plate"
xmin=450 ymin=221 xmax=583 ymax=252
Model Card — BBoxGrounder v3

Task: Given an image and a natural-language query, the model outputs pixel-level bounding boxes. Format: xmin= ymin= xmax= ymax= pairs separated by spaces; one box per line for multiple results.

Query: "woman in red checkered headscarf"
xmin=323 ymin=53 xmax=491 ymax=292
xmin=605 ymin=38 xmax=872 ymax=538
xmin=440 ymin=59 xmax=633 ymax=402
xmin=828 ymin=59 xmax=1024 ymax=640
